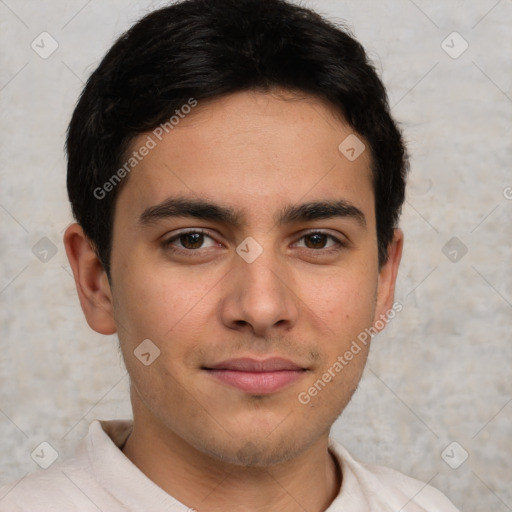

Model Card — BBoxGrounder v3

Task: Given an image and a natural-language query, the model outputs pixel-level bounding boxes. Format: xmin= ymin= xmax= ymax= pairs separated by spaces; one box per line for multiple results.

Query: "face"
xmin=103 ymin=90 xmax=400 ymax=467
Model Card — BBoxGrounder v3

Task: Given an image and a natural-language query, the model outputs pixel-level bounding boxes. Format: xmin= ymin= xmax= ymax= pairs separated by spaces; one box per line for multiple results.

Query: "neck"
xmin=122 ymin=411 xmax=341 ymax=512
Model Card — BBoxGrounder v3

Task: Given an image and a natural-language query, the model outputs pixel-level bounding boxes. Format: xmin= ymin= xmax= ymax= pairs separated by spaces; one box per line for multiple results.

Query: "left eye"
xmin=164 ymin=231 xmax=217 ymax=250
xmin=295 ymin=232 xmax=342 ymax=250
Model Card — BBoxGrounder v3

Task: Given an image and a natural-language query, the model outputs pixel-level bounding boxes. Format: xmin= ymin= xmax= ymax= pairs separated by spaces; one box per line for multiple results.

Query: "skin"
xmin=64 ymin=89 xmax=403 ymax=512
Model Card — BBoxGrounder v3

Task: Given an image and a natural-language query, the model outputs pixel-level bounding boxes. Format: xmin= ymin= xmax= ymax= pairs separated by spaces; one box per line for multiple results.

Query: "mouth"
xmin=203 ymin=357 xmax=308 ymax=395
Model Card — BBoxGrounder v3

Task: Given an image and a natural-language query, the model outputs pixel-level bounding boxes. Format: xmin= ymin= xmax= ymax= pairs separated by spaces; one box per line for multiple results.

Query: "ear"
xmin=63 ymin=223 xmax=117 ymax=335
xmin=373 ymin=228 xmax=403 ymax=330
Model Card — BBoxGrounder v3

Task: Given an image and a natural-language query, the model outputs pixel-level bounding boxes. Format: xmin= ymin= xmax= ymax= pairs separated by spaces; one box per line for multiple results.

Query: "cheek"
xmin=112 ymin=261 xmax=218 ymax=343
xmin=111 ymin=260 xmax=226 ymax=392
xmin=301 ymin=265 xmax=378 ymax=336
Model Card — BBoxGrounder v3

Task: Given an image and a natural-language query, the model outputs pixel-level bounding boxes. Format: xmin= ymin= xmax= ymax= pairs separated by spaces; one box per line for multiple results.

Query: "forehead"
xmin=115 ymin=90 xmax=374 ymax=225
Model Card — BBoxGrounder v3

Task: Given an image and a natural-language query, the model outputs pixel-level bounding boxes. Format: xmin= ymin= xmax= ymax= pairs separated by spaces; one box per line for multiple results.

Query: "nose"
xmin=219 ymin=246 xmax=299 ymax=337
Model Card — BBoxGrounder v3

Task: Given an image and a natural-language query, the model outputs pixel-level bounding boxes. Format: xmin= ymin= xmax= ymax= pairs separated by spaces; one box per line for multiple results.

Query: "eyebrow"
xmin=277 ymin=200 xmax=366 ymax=228
xmin=138 ymin=197 xmax=366 ymax=229
xmin=139 ymin=197 xmax=241 ymax=226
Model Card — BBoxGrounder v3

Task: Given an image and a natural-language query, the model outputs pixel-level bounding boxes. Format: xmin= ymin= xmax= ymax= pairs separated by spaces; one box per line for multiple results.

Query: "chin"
xmin=203 ymin=437 xmax=302 ymax=468
xmin=191 ymin=422 xmax=324 ymax=469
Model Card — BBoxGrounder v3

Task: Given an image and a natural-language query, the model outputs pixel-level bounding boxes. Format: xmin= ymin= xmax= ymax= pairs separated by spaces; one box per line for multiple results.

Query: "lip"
xmin=204 ymin=357 xmax=307 ymax=394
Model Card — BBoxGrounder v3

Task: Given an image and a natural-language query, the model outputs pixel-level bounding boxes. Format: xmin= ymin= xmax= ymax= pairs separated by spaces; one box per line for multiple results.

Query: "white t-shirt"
xmin=0 ymin=420 xmax=459 ymax=511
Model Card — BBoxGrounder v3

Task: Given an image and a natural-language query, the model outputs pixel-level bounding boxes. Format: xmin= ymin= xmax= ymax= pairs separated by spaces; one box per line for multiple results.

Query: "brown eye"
xmin=294 ymin=231 xmax=346 ymax=252
xmin=163 ymin=230 xmax=218 ymax=252
xmin=304 ymin=233 xmax=329 ymax=249
xmin=180 ymin=232 xmax=204 ymax=249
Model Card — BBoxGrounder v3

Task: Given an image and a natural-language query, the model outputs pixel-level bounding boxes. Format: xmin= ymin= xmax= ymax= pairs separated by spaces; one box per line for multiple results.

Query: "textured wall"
xmin=0 ymin=1 xmax=511 ymax=510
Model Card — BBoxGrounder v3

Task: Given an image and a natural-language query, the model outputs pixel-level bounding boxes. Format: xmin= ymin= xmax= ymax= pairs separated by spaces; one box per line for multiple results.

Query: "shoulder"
xmin=328 ymin=438 xmax=460 ymax=511
xmin=0 ymin=461 xmax=98 ymax=512
xmin=0 ymin=420 xmax=132 ymax=512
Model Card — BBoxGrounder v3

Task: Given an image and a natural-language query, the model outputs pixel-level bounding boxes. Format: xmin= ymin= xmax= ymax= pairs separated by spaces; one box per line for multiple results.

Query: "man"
xmin=0 ymin=0 xmax=459 ymax=510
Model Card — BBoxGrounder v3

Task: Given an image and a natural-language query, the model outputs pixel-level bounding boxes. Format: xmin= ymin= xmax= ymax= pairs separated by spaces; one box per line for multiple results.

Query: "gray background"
xmin=1 ymin=0 xmax=511 ymax=509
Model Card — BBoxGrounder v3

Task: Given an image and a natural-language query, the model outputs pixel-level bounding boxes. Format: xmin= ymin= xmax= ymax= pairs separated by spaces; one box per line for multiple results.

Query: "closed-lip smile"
xmin=203 ymin=357 xmax=307 ymax=394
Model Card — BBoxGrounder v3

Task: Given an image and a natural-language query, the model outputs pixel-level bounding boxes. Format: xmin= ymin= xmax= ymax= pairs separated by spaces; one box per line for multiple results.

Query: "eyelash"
xmin=161 ymin=229 xmax=347 ymax=255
